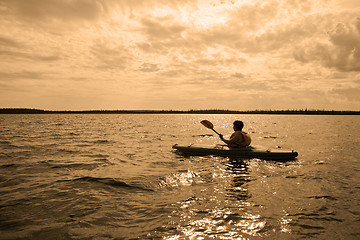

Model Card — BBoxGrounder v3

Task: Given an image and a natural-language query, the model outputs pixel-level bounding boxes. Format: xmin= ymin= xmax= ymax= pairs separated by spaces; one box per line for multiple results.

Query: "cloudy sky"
xmin=0 ymin=0 xmax=359 ymax=110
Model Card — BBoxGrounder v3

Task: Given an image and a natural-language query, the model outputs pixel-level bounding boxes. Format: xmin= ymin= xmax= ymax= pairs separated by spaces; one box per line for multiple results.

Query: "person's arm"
xmin=220 ymin=132 xmax=242 ymax=144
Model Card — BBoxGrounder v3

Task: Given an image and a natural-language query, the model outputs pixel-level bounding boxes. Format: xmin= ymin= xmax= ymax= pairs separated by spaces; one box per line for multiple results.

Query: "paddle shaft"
xmin=210 ymin=128 xmax=221 ymax=136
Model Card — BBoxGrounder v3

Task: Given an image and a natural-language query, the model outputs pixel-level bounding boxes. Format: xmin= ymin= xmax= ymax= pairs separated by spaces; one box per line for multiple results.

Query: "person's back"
xmin=220 ymin=121 xmax=251 ymax=148
xmin=229 ymin=130 xmax=251 ymax=148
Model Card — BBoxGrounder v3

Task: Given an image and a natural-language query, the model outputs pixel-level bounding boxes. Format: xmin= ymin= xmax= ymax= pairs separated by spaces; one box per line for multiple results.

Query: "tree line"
xmin=1 ymin=108 xmax=359 ymax=115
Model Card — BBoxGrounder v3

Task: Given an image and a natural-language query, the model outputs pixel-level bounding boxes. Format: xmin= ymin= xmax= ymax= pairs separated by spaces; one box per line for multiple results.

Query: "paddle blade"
xmin=200 ymin=120 xmax=214 ymax=129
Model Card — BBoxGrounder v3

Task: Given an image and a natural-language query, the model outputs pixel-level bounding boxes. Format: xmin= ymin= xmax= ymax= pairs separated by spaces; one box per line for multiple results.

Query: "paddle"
xmin=200 ymin=120 xmax=222 ymax=137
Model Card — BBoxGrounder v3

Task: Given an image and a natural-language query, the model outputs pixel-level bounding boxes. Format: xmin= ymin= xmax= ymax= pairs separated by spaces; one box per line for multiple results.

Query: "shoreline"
xmin=1 ymin=108 xmax=359 ymax=115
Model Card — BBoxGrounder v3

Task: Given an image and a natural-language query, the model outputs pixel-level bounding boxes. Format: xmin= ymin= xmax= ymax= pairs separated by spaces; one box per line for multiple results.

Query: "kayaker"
xmin=219 ymin=120 xmax=251 ymax=148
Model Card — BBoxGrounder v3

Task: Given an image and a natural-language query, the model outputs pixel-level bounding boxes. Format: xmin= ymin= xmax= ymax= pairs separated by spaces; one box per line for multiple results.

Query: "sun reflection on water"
xmin=158 ymin=170 xmax=204 ymax=188
xmin=161 ymin=159 xmax=270 ymax=239
xmin=280 ymin=211 xmax=292 ymax=233
xmin=164 ymin=205 xmax=267 ymax=239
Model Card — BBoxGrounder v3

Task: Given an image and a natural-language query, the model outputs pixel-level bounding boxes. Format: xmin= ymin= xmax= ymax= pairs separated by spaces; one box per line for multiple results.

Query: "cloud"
xmin=90 ymin=40 xmax=132 ymax=70
xmin=232 ymin=72 xmax=246 ymax=78
xmin=294 ymin=17 xmax=360 ymax=72
xmin=1 ymin=0 xmax=106 ymax=22
xmin=331 ymin=87 xmax=360 ymax=101
xmin=192 ymin=0 xmax=320 ymax=54
xmin=140 ymin=17 xmax=187 ymax=40
xmin=0 ymin=36 xmax=21 ymax=48
xmin=0 ymin=33 xmax=60 ymax=64
xmin=139 ymin=63 xmax=160 ymax=72
xmin=0 ymin=50 xmax=60 ymax=62
xmin=332 ymin=0 xmax=360 ymax=10
xmin=0 ymin=71 xmax=45 ymax=82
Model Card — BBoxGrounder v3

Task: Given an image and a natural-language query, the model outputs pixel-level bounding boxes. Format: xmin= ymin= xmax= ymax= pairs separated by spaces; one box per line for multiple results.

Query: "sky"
xmin=0 ymin=0 xmax=360 ymax=111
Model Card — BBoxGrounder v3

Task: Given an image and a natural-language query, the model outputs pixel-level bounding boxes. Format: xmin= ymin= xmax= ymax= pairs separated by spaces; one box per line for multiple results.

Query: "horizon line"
xmin=1 ymin=108 xmax=359 ymax=115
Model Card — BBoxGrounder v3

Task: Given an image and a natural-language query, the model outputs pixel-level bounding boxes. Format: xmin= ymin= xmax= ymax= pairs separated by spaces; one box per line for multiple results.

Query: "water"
xmin=0 ymin=114 xmax=359 ymax=239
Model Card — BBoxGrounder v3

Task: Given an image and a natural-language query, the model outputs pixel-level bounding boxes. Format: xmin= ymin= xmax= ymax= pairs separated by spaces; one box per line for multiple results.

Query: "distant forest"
xmin=1 ymin=108 xmax=359 ymax=115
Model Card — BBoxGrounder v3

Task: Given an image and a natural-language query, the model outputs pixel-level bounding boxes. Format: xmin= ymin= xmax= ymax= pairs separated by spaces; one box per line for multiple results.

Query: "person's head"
xmin=233 ymin=120 xmax=244 ymax=131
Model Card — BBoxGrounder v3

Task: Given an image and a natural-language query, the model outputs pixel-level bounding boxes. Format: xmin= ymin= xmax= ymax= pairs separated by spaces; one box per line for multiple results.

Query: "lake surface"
xmin=0 ymin=114 xmax=359 ymax=239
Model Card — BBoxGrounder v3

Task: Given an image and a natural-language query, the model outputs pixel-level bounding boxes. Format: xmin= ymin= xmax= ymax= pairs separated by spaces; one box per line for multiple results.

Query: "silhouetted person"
xmin=220 ymin=120 xmax=251 ymax=148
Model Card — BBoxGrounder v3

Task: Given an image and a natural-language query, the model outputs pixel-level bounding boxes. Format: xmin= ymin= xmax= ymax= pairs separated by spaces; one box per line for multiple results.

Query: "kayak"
xmin=172 ymin=144 xmax=298 ymax=160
